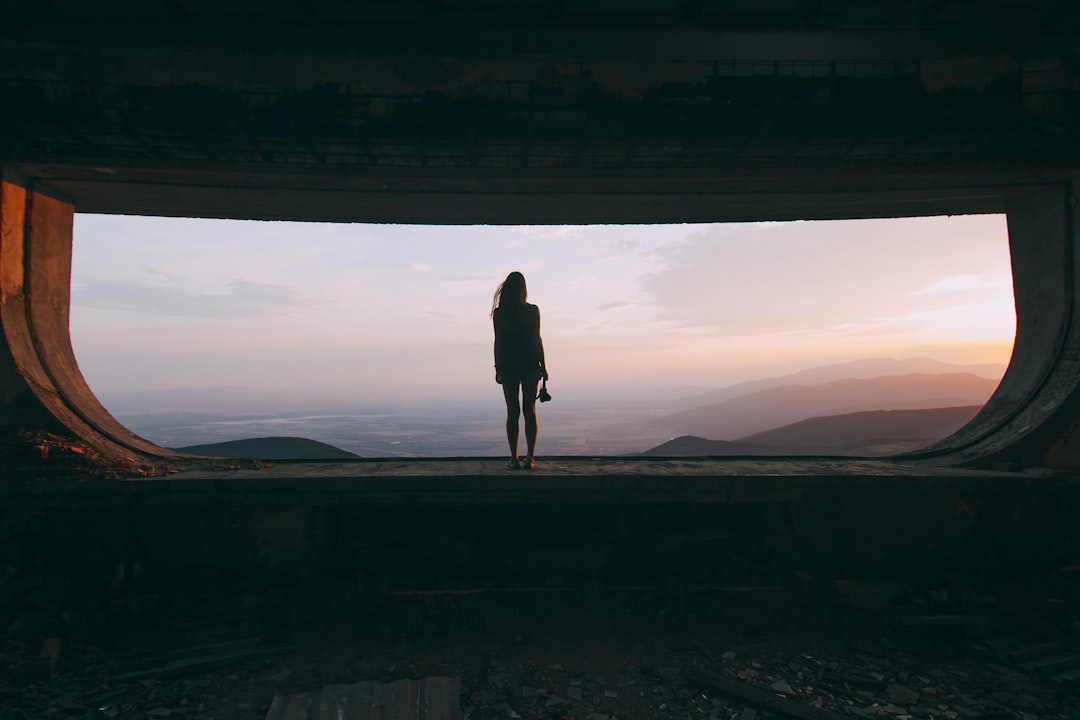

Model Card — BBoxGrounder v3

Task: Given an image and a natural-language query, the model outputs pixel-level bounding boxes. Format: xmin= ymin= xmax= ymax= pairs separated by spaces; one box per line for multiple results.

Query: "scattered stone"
xmin=545 ymin=695 xmax=566 ymax=707
xmin=881 ymin=705 xmax=908 ymax=715
xmin=658 ymin=667 xmax=680 ymax=681
xmin=770 ymin=679 xmax=794 ymax=694
xmin=522 ymin=686 xmax=537 ymax=698
xmin=52 ymin=692 xmax=86 ymax=711
xmin=586 ymin=714 xmax=610 ymax=720
xmin=549 ymin=663 xmax=564 ymax=671
xmin=740 ymin=708 xmax=757 ymax=720
xmin=887 ymin=684 xmax=919 ymax=705
xmin=722 ymin=651 xmax=737 ymax=660
xmin=568 ymin=686 xmax=583 ymax=700
xmin=604 ymin=689 xmax=618 ymax=698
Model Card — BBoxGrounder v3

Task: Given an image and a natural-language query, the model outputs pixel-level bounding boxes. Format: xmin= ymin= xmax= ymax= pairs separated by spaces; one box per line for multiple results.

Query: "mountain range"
xmin=670 ymin=357 xmax=1003 ymax=409
xmin=643 ymin=405 xmax=982 ymax=457
xmin=659 ymin=372 xmax=998 ymax=441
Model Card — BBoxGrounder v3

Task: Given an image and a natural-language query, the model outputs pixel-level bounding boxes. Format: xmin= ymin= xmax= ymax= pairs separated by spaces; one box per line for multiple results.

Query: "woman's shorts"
xmin=498 ymin=368 xmax=543 ymax=385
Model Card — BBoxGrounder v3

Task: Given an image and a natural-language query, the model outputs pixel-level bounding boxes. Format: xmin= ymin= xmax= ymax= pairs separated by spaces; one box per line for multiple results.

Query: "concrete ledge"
xmin=1 ymin=458 xmax=1076 ymax=585
xmin=0 ymin=457 xmax=1058 ymax=504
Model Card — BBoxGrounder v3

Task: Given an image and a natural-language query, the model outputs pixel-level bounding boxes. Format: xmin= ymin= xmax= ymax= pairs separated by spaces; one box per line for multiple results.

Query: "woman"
xmin=492 ymin=271 xmax=548 ymax=469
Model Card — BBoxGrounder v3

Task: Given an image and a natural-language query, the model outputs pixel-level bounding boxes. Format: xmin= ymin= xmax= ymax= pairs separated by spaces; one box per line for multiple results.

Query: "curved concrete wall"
xmin=901 ymin=180 xmax=1080 ymax=468
xmin=0 ymin=177 xmax=172 ymax=459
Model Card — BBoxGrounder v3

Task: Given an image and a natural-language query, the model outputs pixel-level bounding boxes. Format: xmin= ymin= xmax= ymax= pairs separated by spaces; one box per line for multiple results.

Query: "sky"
xmin=69 ymin=213 xmax=1016 ymax=407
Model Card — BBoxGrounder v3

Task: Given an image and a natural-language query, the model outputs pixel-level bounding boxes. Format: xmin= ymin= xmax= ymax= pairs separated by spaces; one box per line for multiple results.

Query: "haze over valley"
xmin=101 ymin=357 xmax=1006 ymax=459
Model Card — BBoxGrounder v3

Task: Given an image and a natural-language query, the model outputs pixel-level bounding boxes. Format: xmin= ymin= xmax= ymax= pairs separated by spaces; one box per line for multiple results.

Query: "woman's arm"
xmin=493 ymin=313 xmax=502 ymax=382
xmin=536 ymin=306 xmax=548 ymax=380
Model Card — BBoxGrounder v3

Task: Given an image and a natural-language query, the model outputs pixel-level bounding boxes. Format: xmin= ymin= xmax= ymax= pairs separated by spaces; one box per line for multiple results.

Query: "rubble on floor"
xmin=0 ymin=429 xmax=179 ymax=483
xmin=265 ymin=676 xmax=461 ymax=720
xmin=0 ymin=570 xmax=1078 ymax=720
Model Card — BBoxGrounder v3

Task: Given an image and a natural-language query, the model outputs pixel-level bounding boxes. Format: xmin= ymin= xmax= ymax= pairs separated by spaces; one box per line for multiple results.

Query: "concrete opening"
xmin=3 ymin=175 xmax=1079 ymax=472
xmin=69 ymin=213 xmax=1016 ymax=460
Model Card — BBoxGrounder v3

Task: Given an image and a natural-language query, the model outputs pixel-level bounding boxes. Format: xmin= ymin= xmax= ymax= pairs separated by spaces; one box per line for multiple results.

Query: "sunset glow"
xmin=70 ymin=214 xmax=1015 ymax=407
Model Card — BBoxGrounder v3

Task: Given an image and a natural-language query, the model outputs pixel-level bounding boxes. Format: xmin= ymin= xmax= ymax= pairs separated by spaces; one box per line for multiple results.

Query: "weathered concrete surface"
xmin=3 ymin=6 xmax=1079 ymax=223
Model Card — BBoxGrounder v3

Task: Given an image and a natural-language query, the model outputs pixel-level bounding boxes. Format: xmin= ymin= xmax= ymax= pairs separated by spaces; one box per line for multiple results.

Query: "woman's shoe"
xmin=523 ymin=457 xmax=536 ymax=469
xmin=507 ymin=458 xmax=522 ymax=469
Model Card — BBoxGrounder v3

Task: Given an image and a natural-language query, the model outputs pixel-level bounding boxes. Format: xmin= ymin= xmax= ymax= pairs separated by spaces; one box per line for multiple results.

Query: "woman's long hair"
xmin=491 ymin=271 xmax=528 ymax=317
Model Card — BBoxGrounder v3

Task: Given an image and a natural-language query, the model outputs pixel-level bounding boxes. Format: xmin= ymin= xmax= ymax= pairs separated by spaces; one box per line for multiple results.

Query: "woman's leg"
xmin=521 ymin=378 xmax=540 ymax=467
xmin=502 ymin=380 xmax=522 ymax=463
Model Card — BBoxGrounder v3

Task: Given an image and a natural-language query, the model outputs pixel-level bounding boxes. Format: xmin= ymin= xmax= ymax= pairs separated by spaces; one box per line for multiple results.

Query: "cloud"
xmin=444 ymin=274 xmax=494 ymax=283
xmin=830 ymin=317 xmax=924 ymax=337
xmin=640 ymin=216 xmax=1013 ymax=338
xmin=831 ymin=296 xmax=1016 ymax=341
xmin=511 ymin=225 xmax=587 ymax=238
xmin=912 ymin=274 xmax=1012 ymax=295
xmin=73 ymin=277 xmax=311 ymax=318
xmin=140 ymin=265 xmax=181 ymax=281
xmin=568 ymin=275 xmax=599 ymax=289
xmin=403 ymin=263 xmax=432 ymax=273
xmin=596 ymin=300 xmax=636 ymax=312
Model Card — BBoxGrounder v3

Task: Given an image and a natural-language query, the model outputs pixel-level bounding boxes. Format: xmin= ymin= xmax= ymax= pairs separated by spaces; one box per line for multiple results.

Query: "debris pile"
xmin=0 ymin=429 xmax=176 ymax=482
xmin=0 ymin=580 xmax=1077 ymax=719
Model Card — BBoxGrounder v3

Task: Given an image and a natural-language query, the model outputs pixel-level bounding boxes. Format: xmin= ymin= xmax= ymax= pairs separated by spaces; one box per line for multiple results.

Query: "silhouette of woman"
xmin=492 ymin=271 xmax=548 ymax=469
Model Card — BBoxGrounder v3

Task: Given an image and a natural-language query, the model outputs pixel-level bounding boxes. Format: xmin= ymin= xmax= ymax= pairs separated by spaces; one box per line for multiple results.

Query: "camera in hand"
xmin=538 ymin=384 xmax=552 ymax=402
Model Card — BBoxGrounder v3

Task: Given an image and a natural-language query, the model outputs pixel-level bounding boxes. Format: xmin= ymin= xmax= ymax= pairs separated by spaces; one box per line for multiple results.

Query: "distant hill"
xmin=672 ymin=358 xmax=1005 ymax=410
xmin=639 ymin=436 xmax=803 ymax=456
xmin=658 ymin=373 xmax=999 ymax=440
xmin=736 ymin=405 xmax=983 ymax=454
xmin=175 ymin=436 xmax=360 ymax=460
xmin=642 ymin=405 xmax=983 ymax=457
